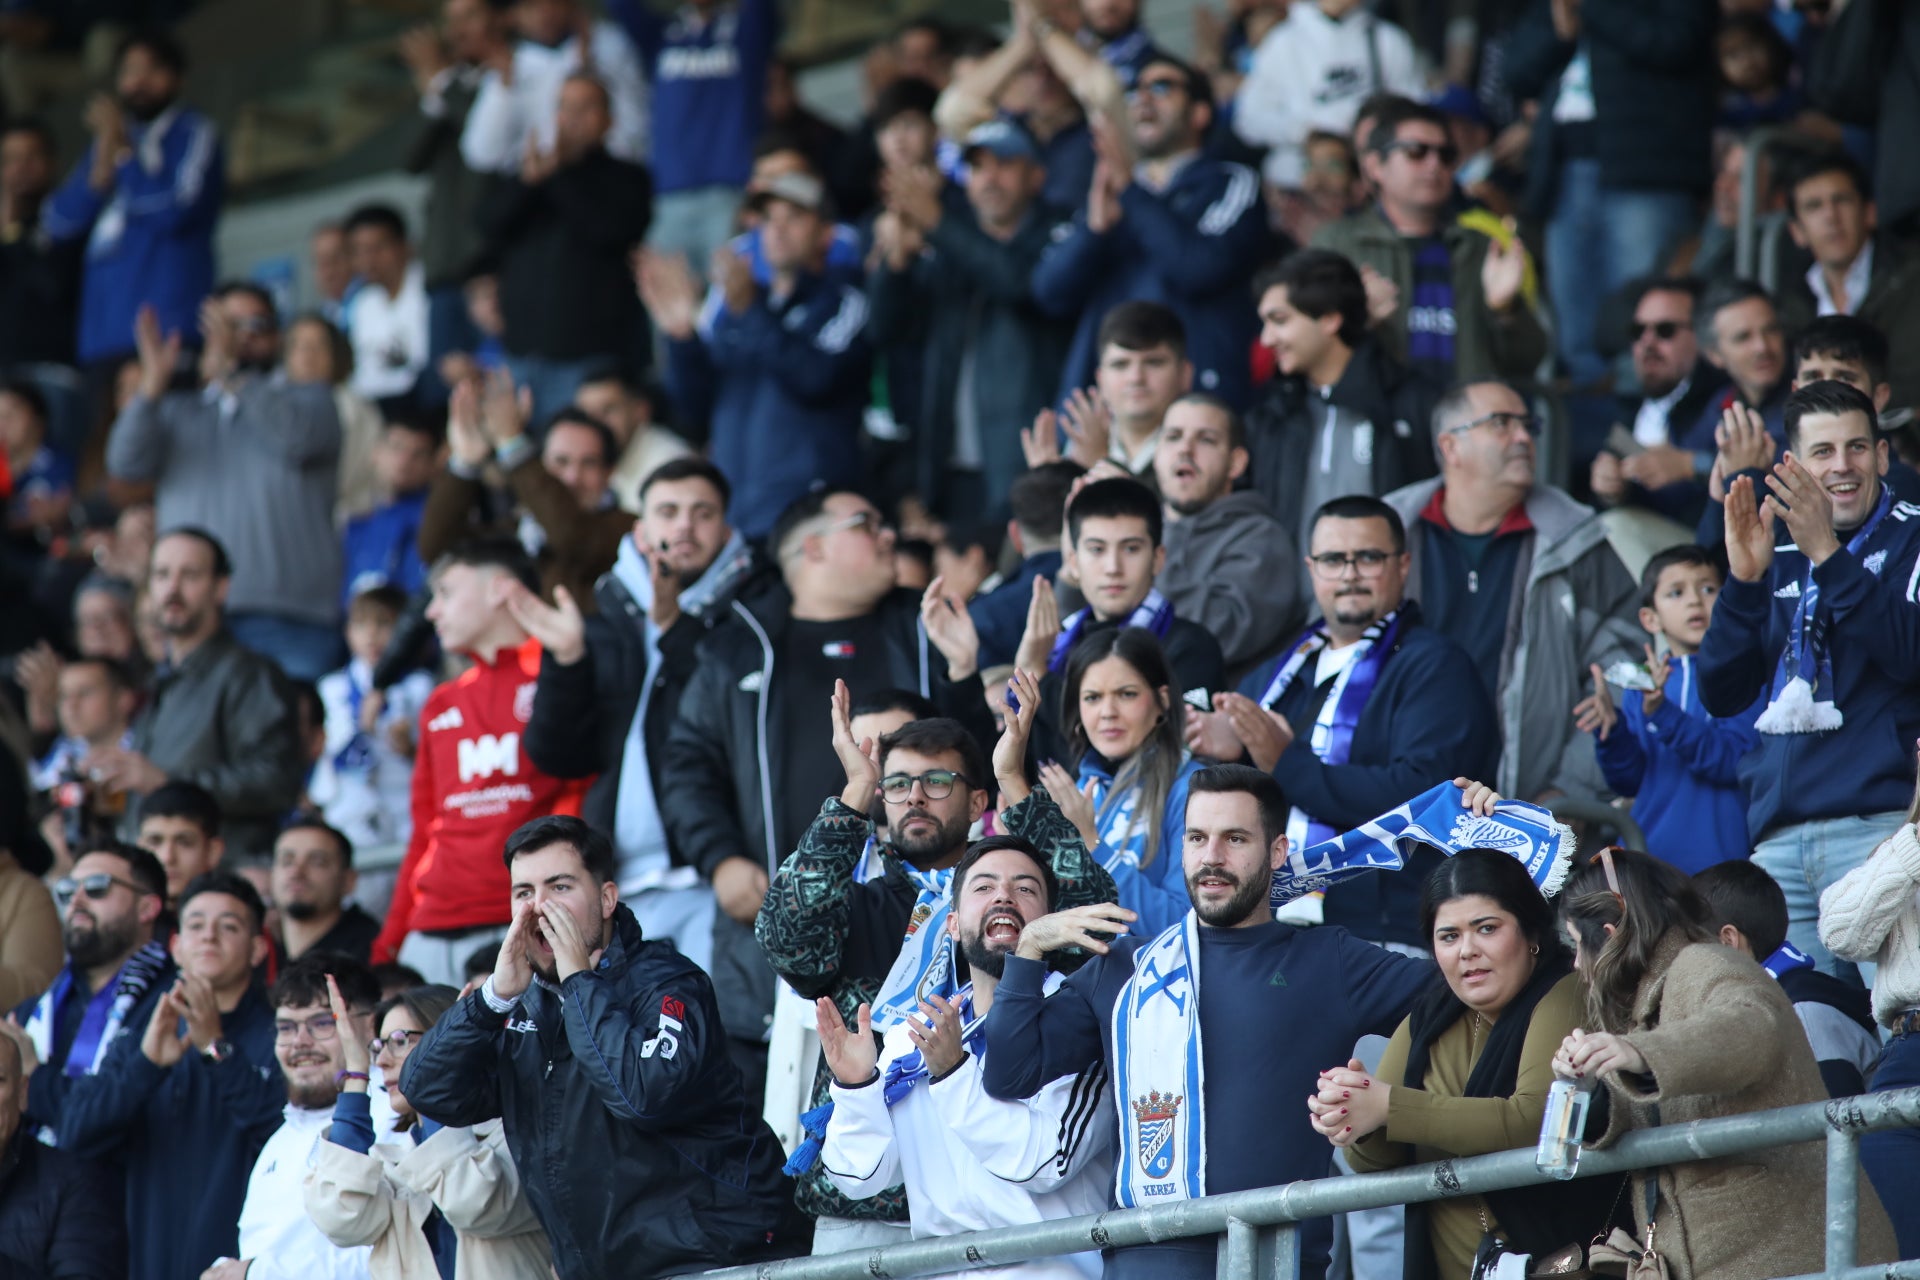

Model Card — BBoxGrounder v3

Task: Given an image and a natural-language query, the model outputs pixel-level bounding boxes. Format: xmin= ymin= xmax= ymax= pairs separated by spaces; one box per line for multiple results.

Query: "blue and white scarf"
xmin=24 ymin=940 xmax=171 ymax=1144
xmin=879 ymin=987 xmax=987 ymax=1104
xmin=1755 ymin=487 xmax=1891 ymax=735
xmin=1763 ymin=941 xmax=1817 ymax=980
xmin=1258 ymin=608 xmax=1407 ymax=852
xmin=1079 ymin=753 xmax=1189 ymax=877
xmin=869 ymin=865 xmax=958 ymax=1031
xmin=1111 ymin=914 xmax=1205 ymax=1205
xmin=1285 ymin=781 xmax=1575 ymax=908
xmin=1048 ymin=588 xmax=1174 ymax=673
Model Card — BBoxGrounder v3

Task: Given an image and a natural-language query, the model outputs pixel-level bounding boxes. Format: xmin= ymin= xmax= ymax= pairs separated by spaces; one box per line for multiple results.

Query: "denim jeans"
xmin=1863 ymin=1030 xmax=1920 ymax=1258
xmin=1751 ymin=810 xmax=1906 ymax=987
xmin=648 ymin=185 xmax=745 ymax=277
xmin=227 ymin=611 xmax=346 ymax=684
xmin=1545 ymin=158 xmax=1699 ymax=386
xmin=505 ymin=354 xmax=604 ymax=431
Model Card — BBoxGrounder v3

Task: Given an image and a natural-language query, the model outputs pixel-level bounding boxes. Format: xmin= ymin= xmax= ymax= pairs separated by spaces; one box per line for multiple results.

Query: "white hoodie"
xmin=1232 ymin=3 xmax=1425 ymax=188
xmin=237 ymin=1105 xmax=375 ymax=1280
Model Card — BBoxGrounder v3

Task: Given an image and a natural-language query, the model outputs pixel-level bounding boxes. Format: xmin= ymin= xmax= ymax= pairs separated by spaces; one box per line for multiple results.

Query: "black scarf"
xmin=1399 ymin=953 xmax=1626 ymax=1279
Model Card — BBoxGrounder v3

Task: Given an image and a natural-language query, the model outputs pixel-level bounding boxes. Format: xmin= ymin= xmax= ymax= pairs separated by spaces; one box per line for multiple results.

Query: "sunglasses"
xmin=879 ymin=769 xmax=974 ymax=801
xmin=1630 ymin=320 xmax=1685 ymax=342
xmin=1380 ymin=139 xmax=1458 ymax=167
xmin=52 ymin=873 xmax=147 ymax=907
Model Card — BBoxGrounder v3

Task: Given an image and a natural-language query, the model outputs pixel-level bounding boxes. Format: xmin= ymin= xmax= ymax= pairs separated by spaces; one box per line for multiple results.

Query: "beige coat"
xmin=303 ymin=1119 xmax=552 ymax=1280
xmin=1596 ymin=934 xmax=1896 ymax=1279
xmin=0 ymin=858 xmax=61 ymax=1008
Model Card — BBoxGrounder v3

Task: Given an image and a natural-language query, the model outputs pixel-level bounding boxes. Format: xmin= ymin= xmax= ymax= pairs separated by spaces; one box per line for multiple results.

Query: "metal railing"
xmin=704 ymin=1086 xmax=1920 ymax=1280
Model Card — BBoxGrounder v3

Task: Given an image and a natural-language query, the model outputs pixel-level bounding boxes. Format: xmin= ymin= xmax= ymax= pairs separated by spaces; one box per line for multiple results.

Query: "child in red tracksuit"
xmin=372 ymin=542 xmax=591 ymax=981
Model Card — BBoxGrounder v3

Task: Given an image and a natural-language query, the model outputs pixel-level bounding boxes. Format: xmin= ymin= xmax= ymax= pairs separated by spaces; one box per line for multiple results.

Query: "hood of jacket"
xmin=1386 ymin=476 xmax=1611 ymax=586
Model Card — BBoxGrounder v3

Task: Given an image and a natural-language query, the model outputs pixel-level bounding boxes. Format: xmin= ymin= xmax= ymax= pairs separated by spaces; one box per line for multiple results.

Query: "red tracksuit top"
xmin=372 ymin=639 xmax=590 ymax=961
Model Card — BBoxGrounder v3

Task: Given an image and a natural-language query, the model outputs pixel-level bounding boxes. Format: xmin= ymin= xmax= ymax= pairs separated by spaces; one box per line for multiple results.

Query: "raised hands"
xmin=1640 ymin=643 xmax=1672 ymax=716
xmin=326 ymin=974 xmax=372 ymax=1079
xmin=816 ymin=998 xmax=878 ymax=1087
xmin=1571 ymin=662 xmax=1618 ymax=741
xmin=1060 ymin=386 xmax=1112 ymax=468
xmin=921 ymin=576 xmax=980 ymax=682
xmin=1013 ymin=575 xmax=1061 ymax=673
xmin=491 ymin=901 xmax=537 ymax=1002
xmin=906 ymin=994 xmax=968 ymax=1078
xmin=1012 ymin=902 xmax=1138 ymax=961
xmin=1723 ymin=474 xmax=1776 ymax=584
xmin=1764 ymin=451 xmax=1841 ymax=566
xmin=634 ymin=248 xmax=701 ymax=341
xmin=1213 ymin=692 xmax=1292 ymax=773
xmin=446 ymin=375 xmax=492 ymax=467
xmin=830 ymin=677 xmax=883 ymax=812
xmin=134 ymin=305 xmax=182 ymax=400
xmin=1480 ymin=224 xmax=1526 ymax=315
xmin=502 ymin=582 xmax=586 ymax=665
xmin=1037 ymin=759 xmax=1100 ymax=848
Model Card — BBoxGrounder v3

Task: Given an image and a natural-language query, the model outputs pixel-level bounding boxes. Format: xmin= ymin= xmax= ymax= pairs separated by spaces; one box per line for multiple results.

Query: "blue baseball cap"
xmin=962 ymin=118 xmax=1042 ymax=165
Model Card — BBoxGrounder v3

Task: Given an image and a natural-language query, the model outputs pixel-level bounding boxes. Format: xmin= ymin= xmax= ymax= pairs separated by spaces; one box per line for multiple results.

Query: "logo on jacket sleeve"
xmin=643 ymin=1001 xmax=686 ymax=1060
xmin=513 ymin=681 xmax=536 ymax=723
xmin=1132 ymin=1091 xmax=1183 ymax=1180
xmin=427 ymin=706 xmax=465 ymax=732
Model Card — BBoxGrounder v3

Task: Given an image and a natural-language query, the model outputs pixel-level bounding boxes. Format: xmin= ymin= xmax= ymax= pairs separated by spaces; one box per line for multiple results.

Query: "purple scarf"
xmin=1048 ymin=588 xmax=1174 ymax=673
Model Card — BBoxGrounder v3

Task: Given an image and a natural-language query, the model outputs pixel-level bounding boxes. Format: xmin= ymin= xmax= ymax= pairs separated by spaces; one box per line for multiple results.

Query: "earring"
xmin=1529 ymin=944 xmax=1539 ymax=957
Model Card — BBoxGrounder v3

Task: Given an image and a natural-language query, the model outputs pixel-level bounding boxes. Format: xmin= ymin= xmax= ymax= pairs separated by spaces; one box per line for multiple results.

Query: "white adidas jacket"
xmin=1233 ymin=4 xmax=1425 ymax=188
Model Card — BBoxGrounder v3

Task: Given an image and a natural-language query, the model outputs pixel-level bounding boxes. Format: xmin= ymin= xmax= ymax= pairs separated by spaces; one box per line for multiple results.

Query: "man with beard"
xmin=1034 ymin=55 xmax=1272 ymax=412
xmin=815 ymin=837 xmax=1114 ymax=1278
xmin=270 ymin=820 xmax=381 ymax=964
xmin=106 ymin=283 xmax=345 ymax=681
xmin=1383 ymin=382 xmax=1641 ymax=805
xmin=1151 ymin=394 xmax=1300 ymax=674
xmin=981 ymin=765 xmax=1432 ymax=1280
xmin=60 ymin=871 xmax=286 ymax=1280
xmin=400 ymin=815 xmax=800 ymax=1279
xmin=6 ymin=840 xmax=173 ymax=1141
xmin=758 ymin=695 xmax=1116 ymax=1256
xmin=42 ymin=28 xmax=223 ymax=373
xmin=217 ymin=956 xmax=381 ymax=1280
xmin=95 ymin=530 xmax=305 ymax=858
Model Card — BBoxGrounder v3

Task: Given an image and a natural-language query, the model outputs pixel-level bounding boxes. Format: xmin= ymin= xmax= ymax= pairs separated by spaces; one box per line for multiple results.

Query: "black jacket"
xmin=1505 ymin=0 xmax=1718 ymax=213
xmin=400 ymin=905 xmax=797 ymax=1280
xmin=0 ymin=1131 xmax=127 ymax=1280
xmin=0 ymin=206 xmax=80 ymax=366
xmin=1810 ymin=0 xmax=1920 ymax=232
xmin=866 ymin=202 xmax=1073 ymax=516
xmin=523 ymin=547 xmax=776 ymax=843
xmin=478 ymin=146 xmax=653 ymax=363
xmin=660 ymin=585 xmax=996 ymax=1041
xmin=1245 ymin=337 xmax=1442 ymax=539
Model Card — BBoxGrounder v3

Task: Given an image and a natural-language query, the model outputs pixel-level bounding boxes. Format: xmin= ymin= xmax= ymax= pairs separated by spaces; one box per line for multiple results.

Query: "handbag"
xmin=1586 ymin=1180 xmax=1669 ymax=1280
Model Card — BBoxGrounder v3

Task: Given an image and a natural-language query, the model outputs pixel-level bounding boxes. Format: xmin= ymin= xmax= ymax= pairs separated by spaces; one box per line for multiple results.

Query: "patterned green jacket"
xmin=754 ymin=788 xmax=1119 ymax=1222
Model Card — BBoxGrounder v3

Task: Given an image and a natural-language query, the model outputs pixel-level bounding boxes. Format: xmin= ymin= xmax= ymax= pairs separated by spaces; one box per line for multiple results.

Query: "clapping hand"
xmin=993 ymin=668 xmax=1043 ymax=806
xmin=1723 ymin=474 xmax=1776 ymax=584
xmin=634 ymin=248 xmax=701 ymax=341
xmin=1764 ymin=452 xmax=1841 ymax=566
xmin=1185 ymin=703 xmax=1245 ymax=762
xmin=921 ymin=576 xmax=980 ymax=681
xmin=446 ymin=376 xmax=492 ymax=467
xmin=1571 ymin=663 xmax=1619 ymax=740
xmin=326 ymin=975 xmax=371 ymax=1079
xmin=1013 ymin=575 xmax=1061 ymax=673
xmin=1359 ymin=265 xmax=1401 ymax=327
xmin=1036 ymin=759 xmax=1100 ymax=849
xmin=1214 ymin=693 xmax=1292 ymax=772
xmin=830 ymin=678 xmax=883 ymax=813
xmin=1022 ymin=409 xmax=1065 ymax=468
xmin=503 ymin=582 xmax=586 ymax=665
xmin=1480 ymin=224 xmax=1526 ymax=314
xmin=816 ymin=999 xmax=878 ymax=1087
xmin=907 ymin=995 xmax=967 ymax=1078
xmin=139 ymin=986 xmax=193 ymax=1068
xmin=133 ymin=305 xmax=182 ymax=400
xmin=1640 ymin=644 xmax=1672 ymax=716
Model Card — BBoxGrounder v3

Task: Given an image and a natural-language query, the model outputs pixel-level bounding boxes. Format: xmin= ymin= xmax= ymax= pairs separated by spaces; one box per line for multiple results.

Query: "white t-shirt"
xmin=346 ymin=262 xmax=430 ymax=401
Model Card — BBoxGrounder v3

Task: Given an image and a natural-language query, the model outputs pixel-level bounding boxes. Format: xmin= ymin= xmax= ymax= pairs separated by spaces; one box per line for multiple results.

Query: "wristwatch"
xmin=201 ymin=1039 xmax=234 ymax=1064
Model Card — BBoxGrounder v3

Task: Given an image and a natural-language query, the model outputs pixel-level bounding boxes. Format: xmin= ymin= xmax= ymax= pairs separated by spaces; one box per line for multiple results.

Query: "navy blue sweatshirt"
xmin=58 ymin=984 xmax=285 ymax=1280
xmin=1033 ymin=155 xmax=1273 ymax=410
xmin=1594 ymin=653 xmax=1760 ymax=872
xmin=983 ymin=922 xmax=1433 ymax=1280
xmin=1243 ymin=613 xmax=1499 ymax=947
xmin=612 ymin=0 xmax=776 ymax=194
xmin=1696 ymin=491 xmax=1920 ymax=839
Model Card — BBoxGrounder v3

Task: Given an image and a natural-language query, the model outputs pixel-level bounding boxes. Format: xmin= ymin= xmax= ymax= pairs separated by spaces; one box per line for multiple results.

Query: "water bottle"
xmin=1535 ymin=1077 xmax=1596 ymax=1180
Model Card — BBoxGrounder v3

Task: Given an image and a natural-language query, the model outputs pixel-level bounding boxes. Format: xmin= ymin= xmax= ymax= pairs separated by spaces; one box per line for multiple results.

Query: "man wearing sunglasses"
xmin=1313 ymin=97 xmax=1543 ymax=388
xmin=1384 ymin=380 xmax=1642 ymax=807
xmin=7 ymin=841 xmax=172 ymax=1144
xmin=759 ymin=688 xmax=1116 ymax=1255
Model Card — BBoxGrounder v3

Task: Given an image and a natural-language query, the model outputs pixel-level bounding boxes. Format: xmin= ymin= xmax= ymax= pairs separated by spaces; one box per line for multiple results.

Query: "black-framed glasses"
xmin=1630 ymin=320 xmax=1684 ymax=342
xmin=1380 ymin=139 xmax=1458 ymax=167
xmin=370 ymin=1029 xmax=423 ymax=1056
xmin=880 ymin=770 xmax=974 ymax=801
xmin=52 ymin=873 xmax=147 ymax=907
xmin=274 ymin=1013 xmax=340 ymax=1042
xmin=1306 ymin=549 xmax=1396 ymax=578
xmin=1444 ymin=410 xmax=1539 ymax=438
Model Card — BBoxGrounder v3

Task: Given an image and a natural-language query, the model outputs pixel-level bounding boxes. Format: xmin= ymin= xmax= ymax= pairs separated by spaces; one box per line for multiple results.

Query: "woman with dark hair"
xmin=1319 ymin=831 xmax=1613 ymax=1277
xmin=1553 ymin=848 xmax=1896 ymax=1280
xmin=305 ymin=981 xmax=550 ymax=1279
xmin=283 ymin=310 xmax=384 ymax=522
xmin=1049 ymin=628 xmax=1203 ymax=933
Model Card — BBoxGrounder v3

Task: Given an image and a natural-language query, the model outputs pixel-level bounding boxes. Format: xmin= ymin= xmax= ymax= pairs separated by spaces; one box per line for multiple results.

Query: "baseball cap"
xmin=963 ymin=118 xmax=1042 ymax=165
xmin=747 ymin=171 xmax=829 ymax=217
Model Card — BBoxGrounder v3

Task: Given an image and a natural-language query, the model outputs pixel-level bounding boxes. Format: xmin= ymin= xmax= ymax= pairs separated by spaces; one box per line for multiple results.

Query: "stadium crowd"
xmin=4 ymin=0 xmax=1920 ymax=1276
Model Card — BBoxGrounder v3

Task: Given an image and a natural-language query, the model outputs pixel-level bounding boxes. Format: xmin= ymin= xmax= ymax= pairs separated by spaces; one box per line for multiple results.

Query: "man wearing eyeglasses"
xmin=7 ymin=841 xmax=173 ymax=1143
xmin=1313 ymin=97 xmax=1543 ymax=388
xmin=661 ymin=488 xmax=998 ymax=1108
xmin=59 ymin=870 xmax=287 ymax=1280
xmin=219 ymin=956 xmax=382 ymax=1280
xmin=757 ymin=689 xmax=1116 ymax=1255
xmin=1384 ymin=380 xmax=1641 ymax=806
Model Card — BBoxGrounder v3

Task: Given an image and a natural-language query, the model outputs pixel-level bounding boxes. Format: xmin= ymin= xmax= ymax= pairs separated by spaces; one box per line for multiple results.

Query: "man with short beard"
xmin=42 ymin=27 xmax=224 ymax=371
xmin=7 ymin=841 xmax=173 ymax=1140
xmin=758 ymin=699 xmax=1116 ymax=1256
xmin=982 ymin=766 xmax=1431 ymax=1280
xmin=218 ymin=956 xmax=381 ymax=1280
xmin=815 ymin=837 xmax=1114 ymax=1277
xmin=1150 ymin=394 xmax=1299 ymax=674
xmin=271 ymin=820 xmax=381 ymax=964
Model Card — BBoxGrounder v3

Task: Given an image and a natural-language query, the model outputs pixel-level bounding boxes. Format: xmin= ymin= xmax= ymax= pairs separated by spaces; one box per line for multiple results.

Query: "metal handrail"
xmin=703 ymin=1086 xmax=1920 ymax=1280
xmin=1737 ymin=126 xmax=1794 ymax=282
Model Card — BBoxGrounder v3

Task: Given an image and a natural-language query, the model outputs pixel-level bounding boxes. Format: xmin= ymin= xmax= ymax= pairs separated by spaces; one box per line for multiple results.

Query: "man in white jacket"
xmin=460 ymin=0 xmax=649 ymax=174
xmin=1232 ymin=0 xmax=1424 ymax=190
xmin=815 ymin=836 xmax=1114 ymax=1279
xmin=208 ymin=958 xmax=384 ymax=1280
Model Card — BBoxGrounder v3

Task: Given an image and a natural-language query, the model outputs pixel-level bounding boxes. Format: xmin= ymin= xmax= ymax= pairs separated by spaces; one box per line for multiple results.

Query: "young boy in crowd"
xmin=1574 ymin=544 xmax=1759 ymax=872
xmin=1694 ymin=859 xmax=1882 ymax=1097
xmin=133 ymin=782 xmax=226 ymax=905
xmin=340 ymin=415 xmax=441 ymax=609
xmin=308 ymin=585 xmax=435 ymax=851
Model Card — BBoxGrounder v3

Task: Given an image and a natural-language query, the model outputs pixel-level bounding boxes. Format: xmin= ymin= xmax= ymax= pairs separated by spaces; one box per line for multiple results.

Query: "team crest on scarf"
xmin=1131 ymin=1091 xmax=1183 ymax=1181
xmin=905 ymin=903 xmax=933 ymax=936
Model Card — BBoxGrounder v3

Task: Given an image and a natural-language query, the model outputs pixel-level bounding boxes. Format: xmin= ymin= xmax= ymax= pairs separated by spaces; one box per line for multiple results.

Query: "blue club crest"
xmin=1131 ymin=1090 xmax=1183 ymax=1180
